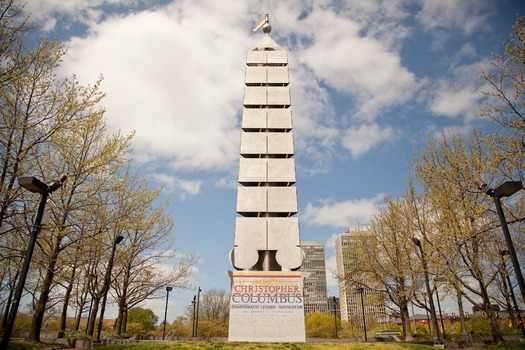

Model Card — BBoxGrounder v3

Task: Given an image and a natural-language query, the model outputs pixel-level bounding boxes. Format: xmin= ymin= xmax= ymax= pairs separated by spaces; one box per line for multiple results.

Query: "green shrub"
xmin=305 ymin=313 xmax=337 ymax=338
xmin=126 ymin=322 xmax=144 ymax=335
xmin=465 ymin=316 xmax=491 ymax=335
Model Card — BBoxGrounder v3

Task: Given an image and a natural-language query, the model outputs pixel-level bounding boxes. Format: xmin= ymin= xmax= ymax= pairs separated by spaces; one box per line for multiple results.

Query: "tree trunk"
xmin=74 ymin=278 xmax=93 ymax=332
xmin=500 ymin=272 xmax=518 ymax=330
xmin=456 ymin=287 xmax=467 ymax=335
xmin=86 ymin=295 xmax=100 ymax=336
xmin=487 ymin=308 xmax=505 ymax=344
xmin=400 ymin=303 xmax=414 ymax=341
xmin=58 ymin=267 xmax=76 ymax=337
xmin=1 ymin=275 xmax=16 ymax=328
xmin=28 ymin=239 xmax=61 ymax=342
xmin=479 ymin=284 xmax=504 ymax=344
xmin=114 ymin=312 xmax=122 ymax=336
xmin=114 ymin=301 xmax=125 ymax=336
xmin=74 ymin=308 xmax=82 ymax=332
xmin=123 ymin=307 xmax=128 ymax=333
xmin=74 ymin=287 xmax=89 ymax=332
xmin=115 ymin=264 xmax=130 ymax=336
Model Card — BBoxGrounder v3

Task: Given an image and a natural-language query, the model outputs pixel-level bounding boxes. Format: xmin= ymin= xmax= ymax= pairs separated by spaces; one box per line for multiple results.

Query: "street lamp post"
xmin=356 ymin=288 xmax=368 ymax=342
xmin=332 ymin=296 xmax=338 ymax=338
xmin=195 ymin=287 xmax=202 ymax=338
xmin=163 ymin=286 xmax=173 ymax=340
xmin=476 ymin=179 xmax=525 ymax=306
xmin=95 ymin=234 xmax=124 ymax=343
xmin=0 ymin=174 xmax=67 ymax=350
xmin=505 ymin=272 xmax=525 ymax=338
xmin=412 ymin=237 xmax=441 ymax=345
xmin=500 ymin=250 xmax=525 ymax=337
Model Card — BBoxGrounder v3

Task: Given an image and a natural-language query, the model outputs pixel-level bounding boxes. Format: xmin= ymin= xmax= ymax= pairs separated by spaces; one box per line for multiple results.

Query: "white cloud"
xmin=152 ymin=173 xmax=202 ymax=199
xmin=298 ymin=7 xmax=419 ymax=119
xmin=59 ymin=3 xmax=251 ymax=172
xmin=416 ymin=0 xmax=492 ymax=39
xmin=428 ymin=85 xmax=480 ymax=118
xmin=290 ymin=62 xmax=340 ymax=174
xmin=49 ymin=0 xmax=417 ymax=174
xmin=16 ymin=0 xmax=127 ymax=30
xmin=427 ymin=61 xmax=487 ymax=119
xmin=301 ymin=194 xmax=384 ymax=228
xmin=342 ymin=123 xmax=397 ymax=158
xmin=21 ymin=0 xmax=502 ymax=176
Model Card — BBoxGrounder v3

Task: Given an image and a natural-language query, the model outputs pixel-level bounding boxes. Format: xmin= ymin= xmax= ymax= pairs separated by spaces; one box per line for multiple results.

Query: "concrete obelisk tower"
xmin=228 ymin=15 xmax=306 ymax=342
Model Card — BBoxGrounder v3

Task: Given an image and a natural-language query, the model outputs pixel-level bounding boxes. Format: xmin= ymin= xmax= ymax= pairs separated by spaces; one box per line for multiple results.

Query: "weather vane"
xmin=252 ymin=14 xmax=271 ymax=34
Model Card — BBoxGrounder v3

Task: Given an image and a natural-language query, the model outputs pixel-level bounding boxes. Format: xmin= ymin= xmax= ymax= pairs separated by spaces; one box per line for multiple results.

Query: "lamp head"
xmin=19 ymin=176 xmax=48 ymax=193
xmin=166 ymin=286 xmax=173 ymax=292
xmin=493 ymin=181 xmax=523 ymax=198
xmin=411 ymin=237 xmax=421 ymax=246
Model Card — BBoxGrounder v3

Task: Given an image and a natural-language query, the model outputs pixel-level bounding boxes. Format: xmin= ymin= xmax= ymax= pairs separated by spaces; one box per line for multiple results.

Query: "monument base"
xmin=228 ymin=271 xmax=305 ymax=342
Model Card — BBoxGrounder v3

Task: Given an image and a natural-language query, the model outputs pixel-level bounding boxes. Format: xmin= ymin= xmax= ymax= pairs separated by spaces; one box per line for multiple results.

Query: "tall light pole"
xmin=476 ymin=179 xmax=525 ymax=306
xmin=500 ymin=250 xmax=525 ymax=338
xmin=1 ymin=174 xmax=67 ymax=350
xmin=163 ymin=286 xmax=173 ymax=340
xmin=412 ymin=237 xmax=441 ymax=345
xmin=332 ymin=296 xmax=338 ymax=338
xmin=95 ymin=234 xmax=124 ymax=343
xmin=195 ymin=287 xmax=202 ymax=338
xmin=356 ymin=287 xmax=368 ymax=342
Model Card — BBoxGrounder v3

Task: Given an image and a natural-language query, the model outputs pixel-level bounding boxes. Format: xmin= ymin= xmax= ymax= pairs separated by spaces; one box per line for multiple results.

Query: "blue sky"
xmin=19 ymin=0 xmax=525 ymax=320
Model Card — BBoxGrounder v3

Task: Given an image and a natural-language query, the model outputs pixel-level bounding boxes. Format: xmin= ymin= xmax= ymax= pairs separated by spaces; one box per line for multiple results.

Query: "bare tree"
xmin=108 ymin=169 xmax=197 ymax=336
xmin=197 ymin=288 xmax=230 ymax=324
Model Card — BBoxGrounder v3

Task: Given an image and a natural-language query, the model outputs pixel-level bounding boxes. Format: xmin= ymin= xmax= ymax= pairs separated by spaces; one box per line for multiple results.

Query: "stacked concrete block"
xmin=231 ymin=34 xmax=304 ymax=271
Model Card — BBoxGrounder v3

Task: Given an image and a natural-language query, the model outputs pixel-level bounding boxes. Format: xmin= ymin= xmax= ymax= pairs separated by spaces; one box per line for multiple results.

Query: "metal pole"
xmin=162 ymin=287 xmax=172 ymax=340
xmin=96 ymin=235 xmax=123 ymax=343
xmin=357 ymin=288 xmax=367 ymax=342
xmin=504 ymin=270 xmax=525 ymax=337
xmin=332 ymin=296 xmax=338 ymax=338
xmin=195 ymin=287 xmax=201 ymax=338
xmin=0 ymin=191 xmax=49 ymax=350
xmin=493 ymin=196 xmax=525 ymax=306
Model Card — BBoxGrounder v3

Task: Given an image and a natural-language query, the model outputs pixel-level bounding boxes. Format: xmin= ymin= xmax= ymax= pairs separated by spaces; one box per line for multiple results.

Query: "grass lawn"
xmin=101 ymin=343 xmax=435 ymax=350
xmin=92 ymin=341 xmax=525 ymax=350
xmin=7 ymin=339 xmax=525 ymax=350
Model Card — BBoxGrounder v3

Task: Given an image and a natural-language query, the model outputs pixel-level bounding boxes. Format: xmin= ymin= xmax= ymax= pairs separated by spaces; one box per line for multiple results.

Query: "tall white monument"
xmin=228 ymin=15 xmax=306 ymax=342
